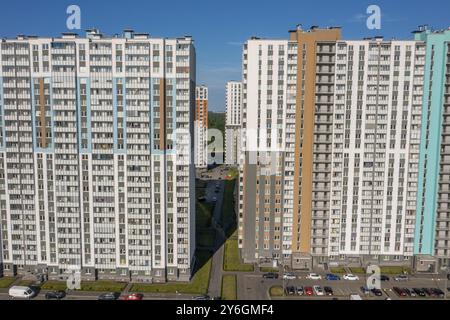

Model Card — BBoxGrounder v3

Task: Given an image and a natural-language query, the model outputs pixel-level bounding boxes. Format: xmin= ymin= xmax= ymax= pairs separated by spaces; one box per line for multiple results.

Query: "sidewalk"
xmin=207 ymin=180 xmax=226 ymax=298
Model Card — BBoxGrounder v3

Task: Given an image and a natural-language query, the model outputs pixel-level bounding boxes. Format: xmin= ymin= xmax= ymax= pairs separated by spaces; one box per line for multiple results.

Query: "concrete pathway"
xmin=207 ymin=180 xmax=226 ymax=298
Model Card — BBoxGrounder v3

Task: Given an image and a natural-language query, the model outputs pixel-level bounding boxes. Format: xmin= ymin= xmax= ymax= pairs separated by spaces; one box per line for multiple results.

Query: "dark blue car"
xmin=325 ymin=274 xmax=341 ymax=281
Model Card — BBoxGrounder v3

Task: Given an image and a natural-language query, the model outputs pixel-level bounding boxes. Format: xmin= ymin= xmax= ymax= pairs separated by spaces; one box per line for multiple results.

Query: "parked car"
xmin=430 ymin=288 xmax=444 ymax=298
xmin=360 ymin=286 xmax=370 ymax=295
xmin=407 ymin=288 xmax=416 ymax=297
xmin=394 ymin=275 xmax=409 ymax=282
xmin=343 ymin=274 xmax=359 ymax=281
xmin=212 ymin=197 xmax=217 ymax=203
xmin=296 ymin=286 xmax=304 ymax=296
xmin=263 ymin=272 xmax=279 ymax=279
xmin=380 ymin=275 xmax=390 ymax=281
xmin=324 ymin=286 xmax=333 ymax=296
xmin=306 ymin=273 xmax=322 ymax=280
xmin=325 ymin=274 xmax=340 ymax=281
xmin=193 ymin=295 xmax=211 ymax=300
xmin=197 ymin=196 xmax=206 ymax=201
xmin=393 ymin=287 xmax=407 ymax=297
xmin=283 ymin=272 xmax=297 ymax=280
xmin=371 ymin=288 xmax=383 ymax=297
xmin=313 ymin=285 xmax=324 ymax=296
xmin=413 ymin=288 xmax=426 ymax=297
xmin=402 ymin=288 xmax=412 ymax=297
xmin=286 ymin=286 xmax=296 ymax=295
xmin=45 ymin=290 xmax=66 ymax=300
xmin=121 ymin=293 xmax=144 ymax=300
xmin=8 ymin=286 xmax=36 ymax=299
xmin=97 ymin=292 xmax=120 ymax=300
xmin=304 ymin=286 xmax=314 ymax=296
xmin=422 ymin=288 xmax=433 ymax=297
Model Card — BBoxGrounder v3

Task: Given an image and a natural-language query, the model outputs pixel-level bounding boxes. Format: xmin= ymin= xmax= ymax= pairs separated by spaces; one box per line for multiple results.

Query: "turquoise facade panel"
xmin=414 ymin=30 xmax=450 ymax=254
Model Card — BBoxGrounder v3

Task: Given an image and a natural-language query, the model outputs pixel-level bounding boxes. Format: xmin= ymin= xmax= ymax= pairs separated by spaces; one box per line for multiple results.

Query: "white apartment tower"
xmin=0 ymin=29 xmax=196 ymax=282
xmin=327 ymin=39 xmax=426 ymax=265
xmin=239 ymin=26 xmax=426 ymax=270
xmin=225 ymin=81 xmax=242 ymax=165
xmin=239 ymin=38 xmax=298 ymax=263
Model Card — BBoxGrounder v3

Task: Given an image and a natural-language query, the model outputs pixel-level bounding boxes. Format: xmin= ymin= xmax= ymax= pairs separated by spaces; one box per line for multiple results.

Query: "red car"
xmin=304 ymin=286 xmax=314 ymax=296
xmin=121 ymin=293 xmax=144 ymax=300
xmin=393 ymin=287 xmax=407 ymax=297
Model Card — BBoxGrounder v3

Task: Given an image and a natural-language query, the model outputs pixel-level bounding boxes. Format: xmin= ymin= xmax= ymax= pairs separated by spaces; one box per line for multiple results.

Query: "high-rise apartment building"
xmin=239 ymin=37 xmax=298 ymax=264
xmin=414 ymin=27 xmax=450 ymax=272
xmin=225 ymin=81 xmax=242 ymax=165
xmin=327 ymin=39 xmax=425 ymax=267
xmin=195 ymin=85 xmax=208 ymax=168
xmin=239 ymin=26 xmax=342 ymax=267
xmin=288 ymin=26 xmax=342 ymax=269
xmin=239 ymin=25 xmax=434 ymax=271
xmin=0 ymin=29 xmax=196 ymax=282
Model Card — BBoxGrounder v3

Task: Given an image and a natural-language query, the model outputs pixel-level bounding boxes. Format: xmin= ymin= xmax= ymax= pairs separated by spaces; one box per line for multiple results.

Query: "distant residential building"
xmin=225 ymin=81 xmax=242 ymax=166
xmin=0 ymin=29 xmax=196 ymax=282
xmin=195 ymin=85 xmax=208 ymax=168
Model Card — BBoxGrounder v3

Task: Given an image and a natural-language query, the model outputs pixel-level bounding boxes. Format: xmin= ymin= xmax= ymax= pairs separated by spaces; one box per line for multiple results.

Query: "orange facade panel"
xmin=290 ymin=28 xmax=341 ymax=254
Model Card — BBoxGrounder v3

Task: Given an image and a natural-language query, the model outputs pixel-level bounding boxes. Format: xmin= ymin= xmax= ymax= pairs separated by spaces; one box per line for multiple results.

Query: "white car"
xmin=306 ymin=273 xmax=322 ymax=280
xmin=283 ymin=272 xmax=297 ymax=280
xmin=343 ymin=274 xmax=359 ymax=281
xmin=8 ymin=286 xmax=35 ymax=299
xmin=313 ymin=285 xmax=324 ymax=296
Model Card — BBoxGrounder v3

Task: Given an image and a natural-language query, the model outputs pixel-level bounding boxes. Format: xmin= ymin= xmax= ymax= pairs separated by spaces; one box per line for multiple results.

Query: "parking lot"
xmin=242 ymin=271 xmax=450 ymax=300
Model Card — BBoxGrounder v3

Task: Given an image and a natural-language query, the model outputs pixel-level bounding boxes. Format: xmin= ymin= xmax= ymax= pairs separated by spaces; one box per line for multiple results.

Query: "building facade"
xmin=239 ymin=37 xmax=300 ymax=265
xmin=195 ymin=85 xmax=208 ymax=168
xmin=0 ymin=29 xmax=196 ymax=282
xmin=239 ymin=25 xmax=445 ymax=271
xmin=327 ymin=39 xmax=425 ymax=268
xmin=414 ymin=27 xmax=450 ymax=272
xmin=239 ymin=27 xmax=342 ymax=268
xmin=225 ymin=81 xmax=242 ymax=166
xmin=288 ymin=27 xmax=342 ymax=269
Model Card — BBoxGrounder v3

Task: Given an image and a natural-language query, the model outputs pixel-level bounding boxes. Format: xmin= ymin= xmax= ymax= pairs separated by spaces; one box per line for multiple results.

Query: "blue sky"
xmin=0 ymin=0 xmax=449 ymax=111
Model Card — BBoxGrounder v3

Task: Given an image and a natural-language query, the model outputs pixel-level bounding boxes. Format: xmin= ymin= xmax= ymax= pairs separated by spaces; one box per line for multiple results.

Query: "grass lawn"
xmin=79 ymin=281 xmax=127 ymax=292
xmin=41 ymin=281 xmax=68 ymax=291
xmin=221 ymin=275 xmax=237 ymax=300
xmin=0 ymin=277 xmax=16 ymax=288
xmin=41 ymin=280 xmax=126 ymax=292
xmin=227 ymin=168 xmax=239 ymax=180
xmin=197 ymin=201 xmax=213 ymax=229
xmin=223 ymin=231 xmax=254 ymax=272
xmin=329 ymin=267 xmax=346 ymax=274
xmin=17 ymin=280 xmax=37 ymax=287
xmin=197 ymin=229 xmax=216 ymax=248
xmin=380 ymin=266 xmax=412 ymax=275
xmin=260 ymin=267 xmax=279 ymax=273
xmin=131 ymin=250 xmax=212 ymax=295
xmin=221 ymin=179 xmax=237 ymax=233
xmin=349 ymin=267 xmax=366 ymax=274
xmin=269 ymin=286 xmax=284 ymax=297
